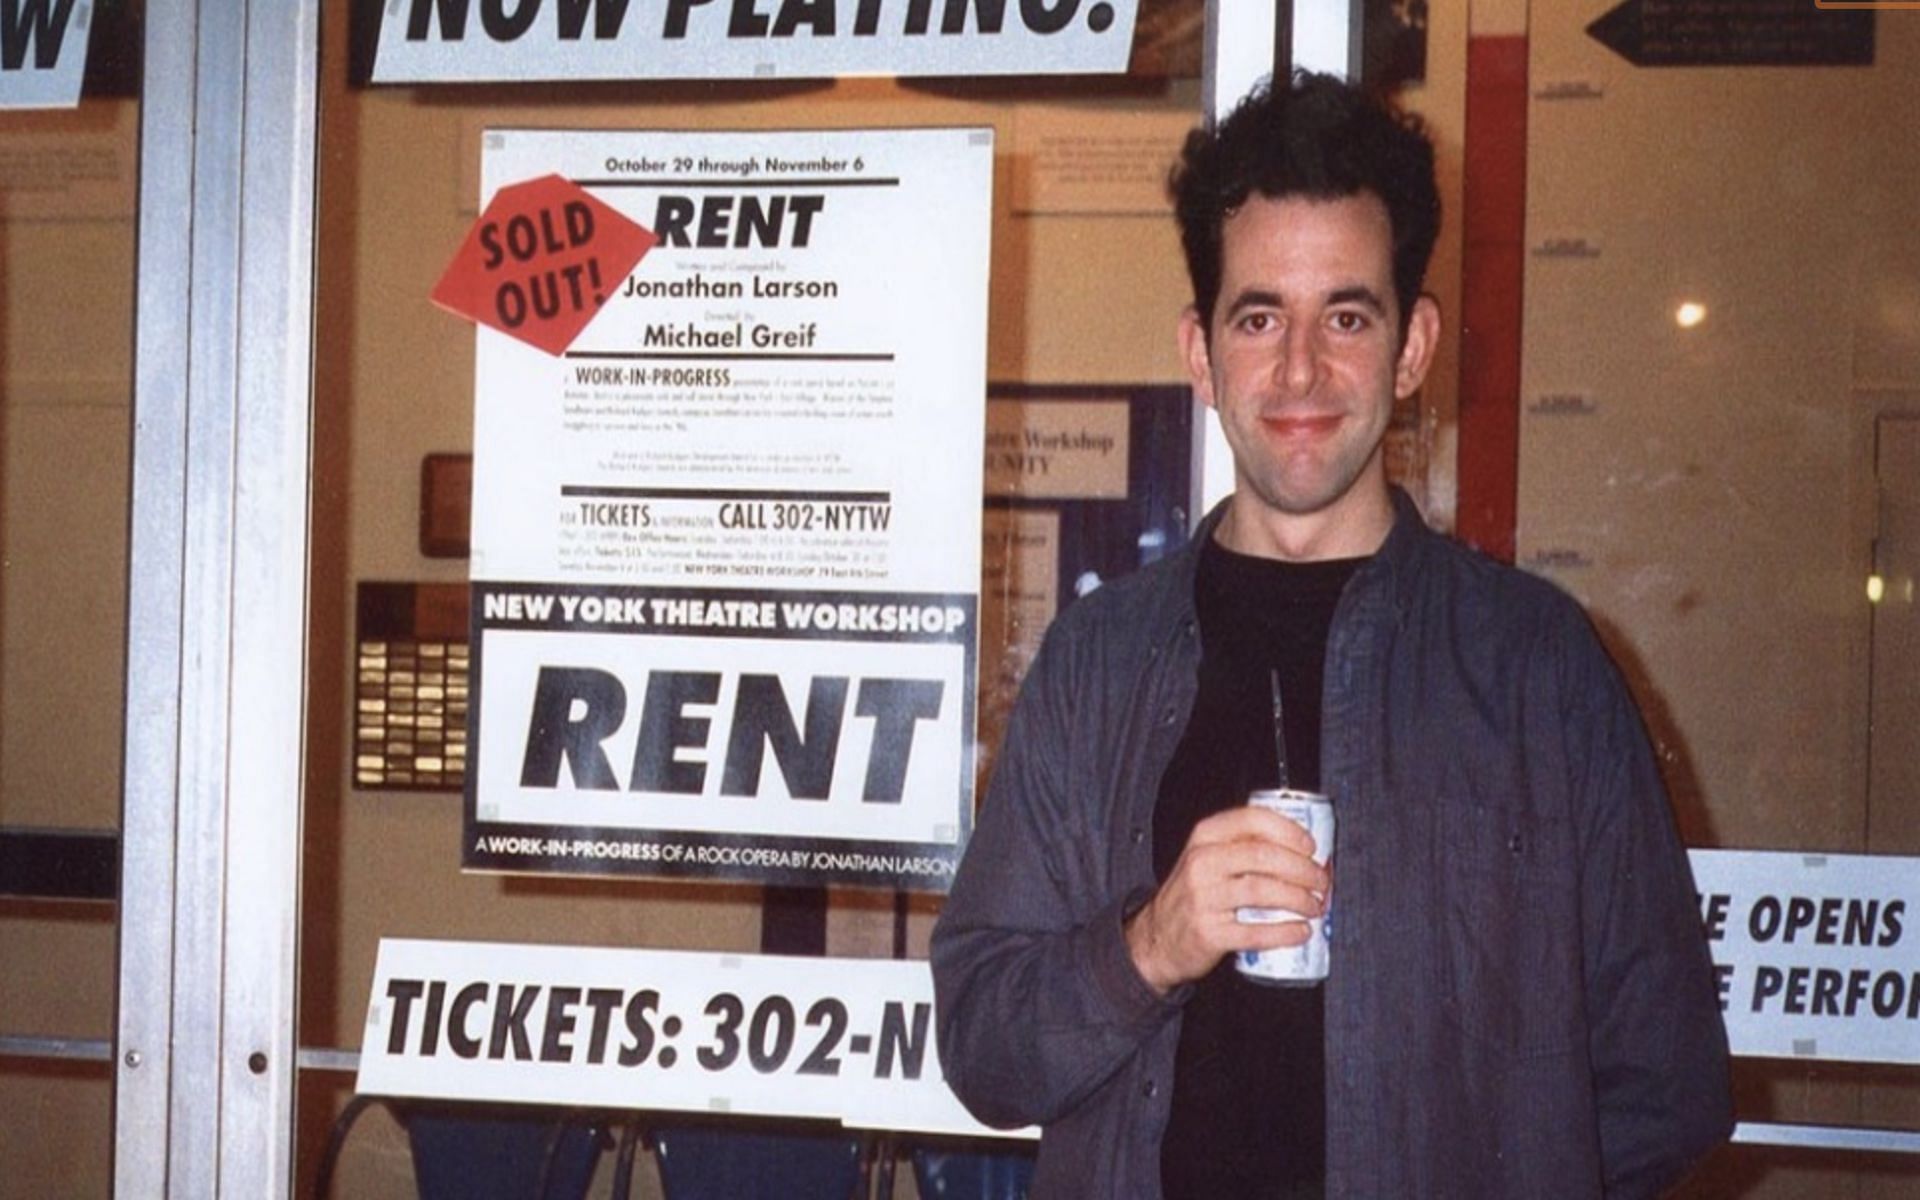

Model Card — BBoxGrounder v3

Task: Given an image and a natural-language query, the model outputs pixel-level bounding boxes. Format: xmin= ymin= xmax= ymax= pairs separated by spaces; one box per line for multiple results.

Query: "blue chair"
xmin=652 ymin=1124 xmax=868 ymax=1200
xmin=406 ymin=1105 xmax=609 ymax=1200
xmin=912 ymin=1145 xmax=1036 ymax=1199
xmin=310 ymin=1098 xmax=610 ymax=1200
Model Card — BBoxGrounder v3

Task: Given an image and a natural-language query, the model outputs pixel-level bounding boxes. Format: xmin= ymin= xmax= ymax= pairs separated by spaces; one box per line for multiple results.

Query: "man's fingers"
xmin=1185 ymin=839 xmax=1331 ymax=901
xmin=1189 ymin=805 xmax=1320 ymax=858
xmin=1160 ymin=860 xmax=1323 ymax=923
xmin=1236 ymin=919 xmax=1314 ymax=951
xmin=1225 ymin=876 xmax=1326 ymax=919
xmin=1167 ymin=900 xmax=1313 ymax=956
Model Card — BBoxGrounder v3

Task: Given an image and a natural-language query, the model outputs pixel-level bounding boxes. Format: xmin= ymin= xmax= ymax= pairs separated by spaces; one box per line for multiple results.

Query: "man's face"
xmin=1180 ymin=192 xmax=1438 ymax=558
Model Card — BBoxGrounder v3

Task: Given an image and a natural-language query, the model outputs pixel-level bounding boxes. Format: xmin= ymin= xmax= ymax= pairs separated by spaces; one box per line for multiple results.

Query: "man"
xmin=930 ymin=73 xmax=1732 ymax=1198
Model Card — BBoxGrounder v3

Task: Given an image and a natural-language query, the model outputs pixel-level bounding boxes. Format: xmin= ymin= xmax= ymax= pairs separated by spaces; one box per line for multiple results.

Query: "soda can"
xmin=1235 ymin=788 xmax=1335 ymax=987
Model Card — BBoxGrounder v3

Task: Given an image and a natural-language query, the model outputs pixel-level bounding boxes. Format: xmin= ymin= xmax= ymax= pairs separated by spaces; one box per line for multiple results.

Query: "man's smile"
xmin=1258 ymin=412 xmax=1344 ymax=439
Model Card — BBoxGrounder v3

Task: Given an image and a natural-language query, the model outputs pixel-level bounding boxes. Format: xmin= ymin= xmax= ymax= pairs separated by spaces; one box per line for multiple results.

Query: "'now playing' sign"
xmin=373 ymin=0 xmax=1140 ymax=82
xmin=1 ymin=0 xmax=92 ymax=109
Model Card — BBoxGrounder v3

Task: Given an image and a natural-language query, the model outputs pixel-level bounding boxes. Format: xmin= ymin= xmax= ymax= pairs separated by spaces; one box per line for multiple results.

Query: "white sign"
xmin=357 ymin=938 xmax=1033 ymax=1140
xmin=465 ymin=128 xmax=990 ymax=891
xmin=0 ymin=0 xmax=92 ymax=110
xmin=1691 ymin=849 xmax=1920 ymax=1065
xmin=373 ymin=0 xmax=1139 ymax=83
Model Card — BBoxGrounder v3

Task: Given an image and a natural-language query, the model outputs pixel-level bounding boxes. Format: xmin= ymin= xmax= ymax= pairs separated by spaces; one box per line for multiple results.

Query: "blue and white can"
xmin=1235 ymin=788 xmax=1336 ymax=987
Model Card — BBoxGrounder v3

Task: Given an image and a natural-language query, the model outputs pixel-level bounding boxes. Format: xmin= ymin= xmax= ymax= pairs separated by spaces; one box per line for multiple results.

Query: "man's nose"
xmin=1280 ymin=320 xmax=1321 ymax=395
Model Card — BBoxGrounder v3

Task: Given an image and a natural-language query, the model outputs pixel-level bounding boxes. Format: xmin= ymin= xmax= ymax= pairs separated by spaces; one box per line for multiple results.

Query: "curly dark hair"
xmin=1170 ymin=71 xmax=1440 ymax=338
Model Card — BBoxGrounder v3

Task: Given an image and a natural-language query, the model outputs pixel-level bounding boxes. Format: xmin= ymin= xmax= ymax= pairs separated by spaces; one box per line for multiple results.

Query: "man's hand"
xmin=1124 ymin=805 xmax=1331 ymax=995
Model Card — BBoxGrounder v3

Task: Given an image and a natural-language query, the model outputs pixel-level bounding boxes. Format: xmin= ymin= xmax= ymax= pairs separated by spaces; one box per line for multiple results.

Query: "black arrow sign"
xmin=1587 ymin=0 xmax=1873 ymax=68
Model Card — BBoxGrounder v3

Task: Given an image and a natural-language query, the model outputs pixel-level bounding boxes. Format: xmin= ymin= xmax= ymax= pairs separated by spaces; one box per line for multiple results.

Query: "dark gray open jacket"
xmin=931 ymin=492 xmax=1732 ymax=1198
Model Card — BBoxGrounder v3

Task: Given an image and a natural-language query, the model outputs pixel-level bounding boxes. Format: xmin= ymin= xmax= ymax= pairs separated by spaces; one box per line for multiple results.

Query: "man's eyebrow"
xmin=1221 ymin=285 xmax=1388 ymax=320
xmin=1221 ymin=288 xmax=1284 ymax=319
xmin=1326 ymin=285 xmax=1388 ymax=314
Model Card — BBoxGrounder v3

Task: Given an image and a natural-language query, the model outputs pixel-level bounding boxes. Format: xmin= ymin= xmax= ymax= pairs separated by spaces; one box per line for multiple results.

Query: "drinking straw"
xmin=1269 ymin=667 xmax=1290 ymax=791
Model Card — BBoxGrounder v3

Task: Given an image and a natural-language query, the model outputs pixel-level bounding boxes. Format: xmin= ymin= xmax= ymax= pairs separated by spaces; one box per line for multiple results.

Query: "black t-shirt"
xmin=1153 ymin=536 xmax=1363 ymax=1200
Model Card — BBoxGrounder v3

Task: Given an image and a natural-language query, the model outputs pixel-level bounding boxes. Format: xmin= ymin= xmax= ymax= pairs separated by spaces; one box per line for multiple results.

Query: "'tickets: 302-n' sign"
xmin=381 ymin=976 xmax=933 ymax=1081
xmin=356 ymin=940 xmax=1012 ymax=1138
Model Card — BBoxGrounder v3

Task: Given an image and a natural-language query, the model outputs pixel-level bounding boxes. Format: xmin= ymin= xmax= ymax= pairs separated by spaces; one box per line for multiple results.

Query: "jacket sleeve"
xmin=1562 ymin=611 xmax=1735 ymax=1198
xmin=929 ymin=617 xmax=1184 ymax=1129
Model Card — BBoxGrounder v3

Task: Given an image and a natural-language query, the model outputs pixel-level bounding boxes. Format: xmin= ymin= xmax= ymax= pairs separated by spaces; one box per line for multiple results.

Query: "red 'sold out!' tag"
xmin=432 ymin=174 xmax=656 ymax=357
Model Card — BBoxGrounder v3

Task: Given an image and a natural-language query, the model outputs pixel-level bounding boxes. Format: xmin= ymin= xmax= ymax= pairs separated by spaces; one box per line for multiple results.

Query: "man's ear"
xmin=1178 ymin=307 xmax=1217 ymax=409
xmin=1394 ymin=294 xmax=1442 ymax=400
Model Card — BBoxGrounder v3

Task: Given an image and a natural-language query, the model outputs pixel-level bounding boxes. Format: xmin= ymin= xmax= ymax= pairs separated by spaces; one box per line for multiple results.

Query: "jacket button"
xmin=1130 ymin=827 xmax=1145 ymax=846
xmin=1144 ymin=1079 xmax=1159 ymax=1099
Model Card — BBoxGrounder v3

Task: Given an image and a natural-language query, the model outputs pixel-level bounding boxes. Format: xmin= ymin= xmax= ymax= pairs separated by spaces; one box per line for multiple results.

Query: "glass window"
xmin=0 ymin=10 xmax=143 ymax=1196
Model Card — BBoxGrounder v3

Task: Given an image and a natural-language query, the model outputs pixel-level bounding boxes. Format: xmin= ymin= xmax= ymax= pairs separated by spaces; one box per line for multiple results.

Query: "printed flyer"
xmin=1691 ymin=849 xmax=1919 ymax=1065
xmin=463 ymin=128 xmax=991 ymax=891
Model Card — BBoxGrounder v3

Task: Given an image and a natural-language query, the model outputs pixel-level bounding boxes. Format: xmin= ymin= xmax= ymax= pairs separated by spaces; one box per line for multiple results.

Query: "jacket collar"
xmin=1165 ymin=486 xmax=1432 ymax=630
xmin=1370 ymin=486 xmax=1431 ymax=623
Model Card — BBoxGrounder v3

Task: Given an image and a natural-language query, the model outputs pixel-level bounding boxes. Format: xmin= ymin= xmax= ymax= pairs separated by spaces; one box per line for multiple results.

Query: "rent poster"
xmin=463 ymin=128 xmax=991 ymax=891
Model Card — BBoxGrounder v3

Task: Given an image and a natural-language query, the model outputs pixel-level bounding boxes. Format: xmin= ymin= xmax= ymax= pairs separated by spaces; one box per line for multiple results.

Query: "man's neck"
xmin=1215 ymin=485 xmax=1395 ymax=563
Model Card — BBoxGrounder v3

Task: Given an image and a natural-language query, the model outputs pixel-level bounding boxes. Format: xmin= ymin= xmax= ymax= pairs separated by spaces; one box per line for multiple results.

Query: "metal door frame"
xmin=114 ymin=0 xmax=320 ymax=1193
